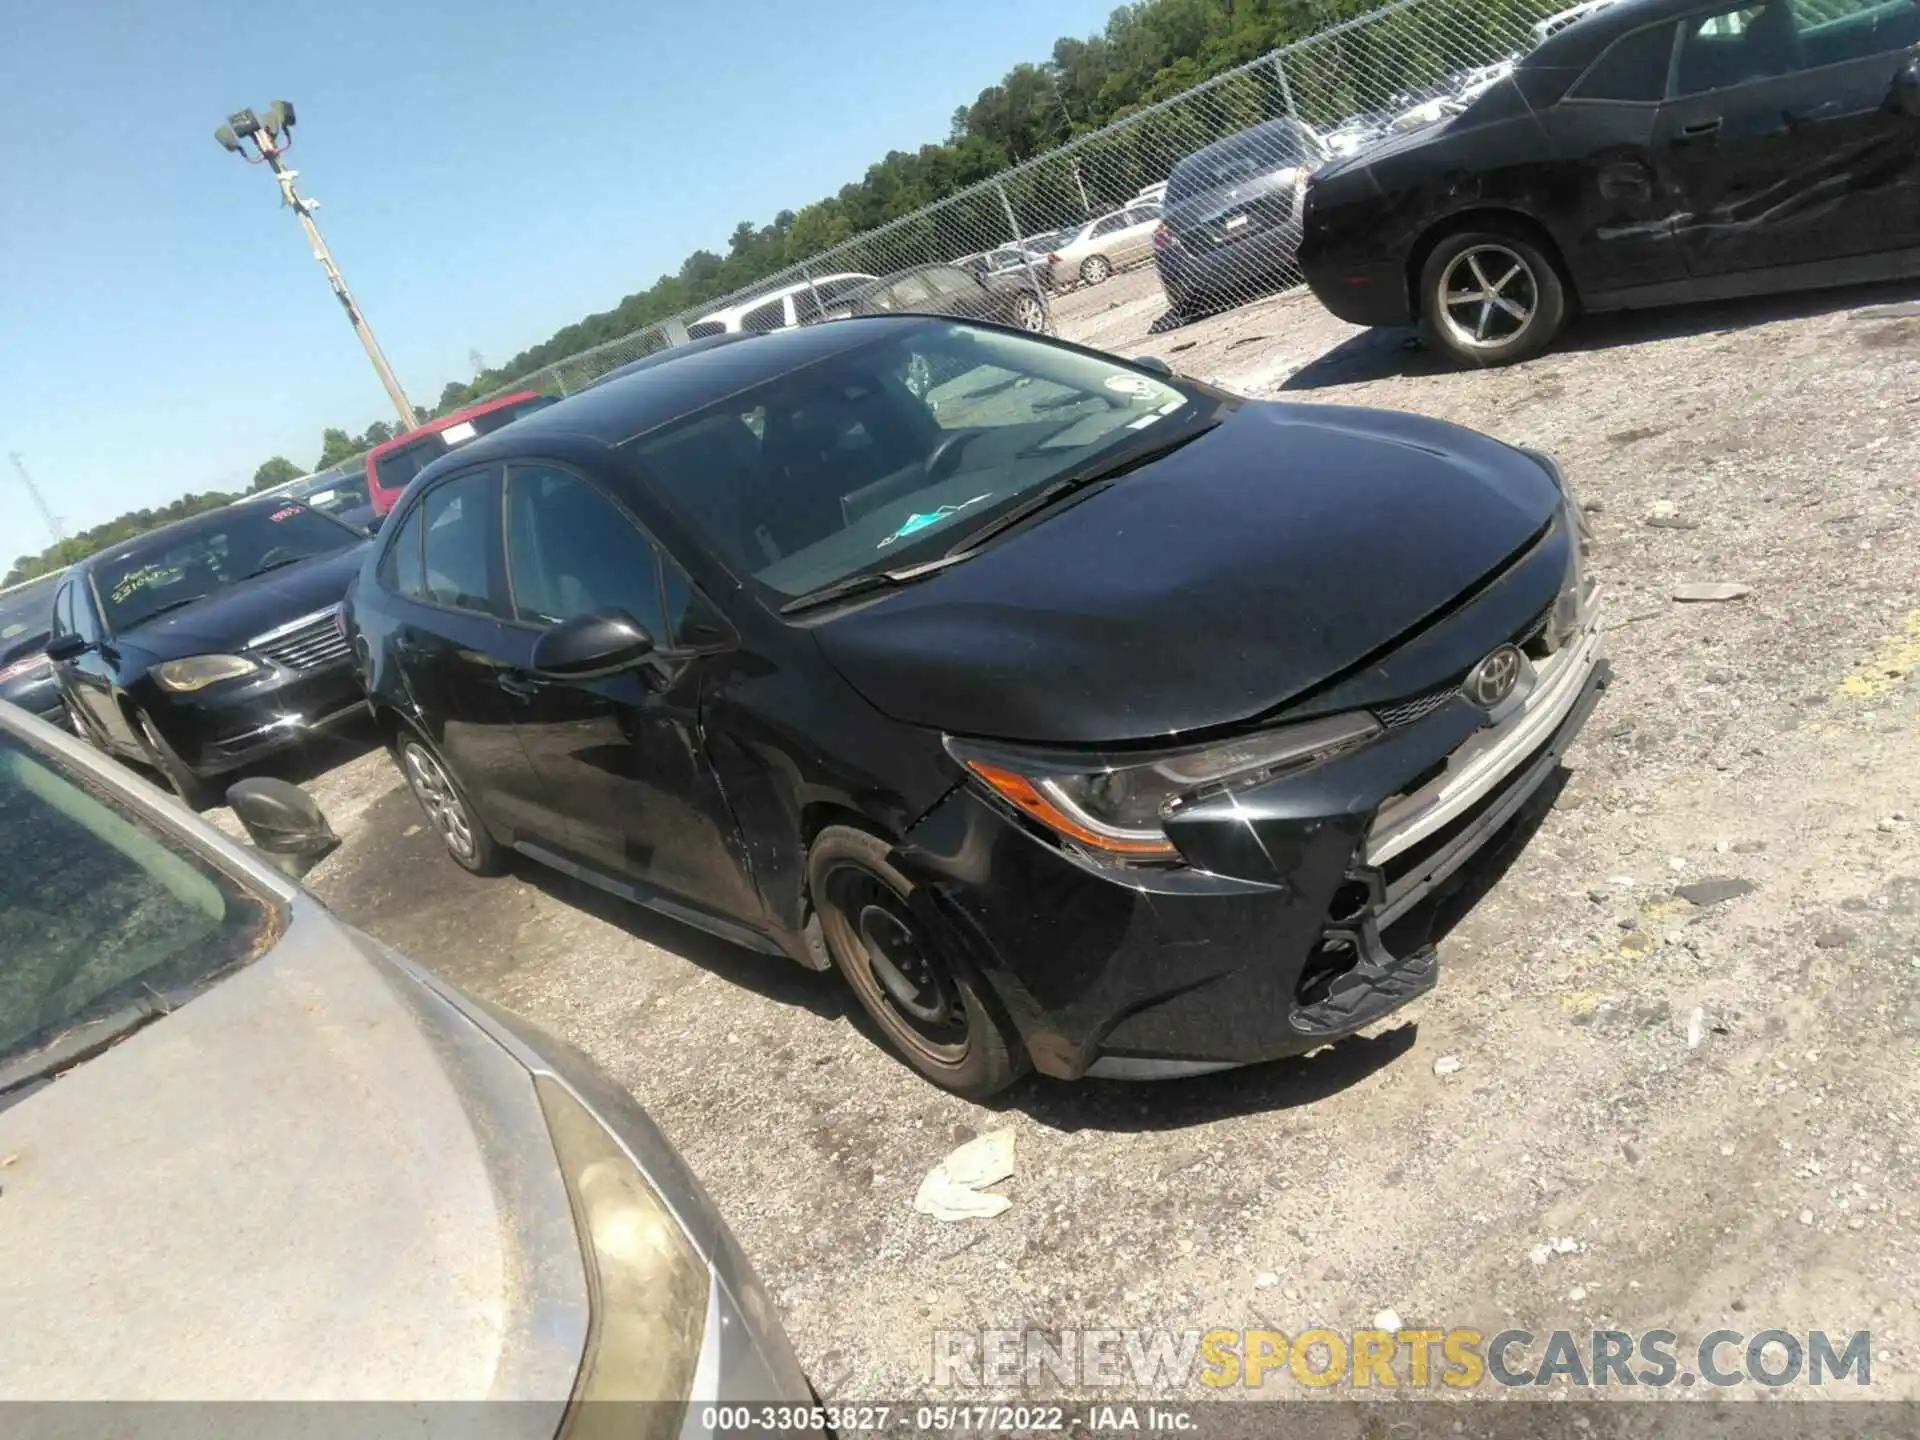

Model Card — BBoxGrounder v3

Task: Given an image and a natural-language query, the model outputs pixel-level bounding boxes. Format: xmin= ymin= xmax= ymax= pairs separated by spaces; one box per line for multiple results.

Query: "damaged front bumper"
xmin=898 ymin=597 xmax=1609 ymax=1082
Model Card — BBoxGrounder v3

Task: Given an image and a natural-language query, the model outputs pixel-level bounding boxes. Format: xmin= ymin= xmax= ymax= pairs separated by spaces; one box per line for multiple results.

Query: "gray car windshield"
xmin=623 ymin=321 xmax=1202 ymax=600
xmin=0 ymin=729 xmax=275 ymax=1080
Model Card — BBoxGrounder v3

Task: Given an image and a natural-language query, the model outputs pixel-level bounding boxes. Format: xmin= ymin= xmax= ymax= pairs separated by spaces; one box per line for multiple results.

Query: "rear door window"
xmin=379 ymin=504 xmax=427 ymax=599
xmin=1571 ymin=22 xmax=1679 ymax=100
xmin=419 ymin=470 xmax=504 ymax=615
xmin=889 ymin=274 xmax=935 ymax=305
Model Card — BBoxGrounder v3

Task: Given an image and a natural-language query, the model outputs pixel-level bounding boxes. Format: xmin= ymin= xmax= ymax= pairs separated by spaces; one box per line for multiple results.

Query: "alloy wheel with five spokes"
xmin=1438 ymin=243 xmax=1537 ymax=351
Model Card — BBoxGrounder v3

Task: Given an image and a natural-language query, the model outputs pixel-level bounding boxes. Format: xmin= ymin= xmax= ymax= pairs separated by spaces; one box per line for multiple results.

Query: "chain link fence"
xmin=482 ymin=0 xmax=1577 ymax=403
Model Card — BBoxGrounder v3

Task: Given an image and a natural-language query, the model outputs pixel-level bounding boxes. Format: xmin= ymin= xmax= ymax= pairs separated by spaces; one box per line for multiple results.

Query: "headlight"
xmin=150 ymin=654 xmax=259 ymax=692
xmin=538 ymin=1075 xmax=709 ymax=1439
xmin=947 ymin=712 xmax=1380 ymax=861
xmin=1518 ymin=450 xmax=1594 ymax=652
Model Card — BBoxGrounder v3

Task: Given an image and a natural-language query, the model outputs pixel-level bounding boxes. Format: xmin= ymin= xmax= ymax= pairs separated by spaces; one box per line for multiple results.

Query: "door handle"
xmin=1784 ymin=99 xmax=1841 ymax=124
xmin=1676 ymin=117 xmax=1722 ymax=141
xmin=496 ymin=671 xmax=546 ymax=700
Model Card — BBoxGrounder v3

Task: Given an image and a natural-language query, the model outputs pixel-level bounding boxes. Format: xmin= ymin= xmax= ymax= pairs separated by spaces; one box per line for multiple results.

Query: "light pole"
xmin=216 ymin=103 xmax=417 ymax=431
xmin=9 ymin=453 xmax=65 ymax=546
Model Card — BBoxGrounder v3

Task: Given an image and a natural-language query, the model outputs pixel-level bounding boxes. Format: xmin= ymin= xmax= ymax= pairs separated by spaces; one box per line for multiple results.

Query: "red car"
xmin=365 ymin=391 xmax=559 ymax=517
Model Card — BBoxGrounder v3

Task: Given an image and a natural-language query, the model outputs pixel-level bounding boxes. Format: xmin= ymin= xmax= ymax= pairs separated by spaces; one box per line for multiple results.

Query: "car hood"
xmin=0 ymin=903 xmax=587 ymax=1405
xmin=119 ymin=544 xmax=370 ymax=660
xmin=813 ymin=401 xmax=1560 ymax=745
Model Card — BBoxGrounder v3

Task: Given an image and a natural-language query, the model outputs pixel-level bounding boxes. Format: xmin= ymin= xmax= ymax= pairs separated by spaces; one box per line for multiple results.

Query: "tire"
xmin=133 ymin=709 xmax=219 ymax=811
xmin=1419 ymin=225 xmax=1568 ymax=367
xmin=807 ymin=825 xmax=1025 ymax=1098
xmin=1010 ymin=292 xmax=1046 ymax=333
xmin=1080 ymin=254 xmax=1113 ymax=285
xmin=394 ymin=727 xmax=504 ymax=875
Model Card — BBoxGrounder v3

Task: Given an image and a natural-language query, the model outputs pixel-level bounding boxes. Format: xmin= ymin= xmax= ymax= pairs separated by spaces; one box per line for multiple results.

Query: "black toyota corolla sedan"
xmin=344 ymin=317 xmax=1607 ymax=1096
xmin=1297 ymin=0 xmax=1920 ymax=364
xmin=48 ymin=499 xmax=371 ymax=807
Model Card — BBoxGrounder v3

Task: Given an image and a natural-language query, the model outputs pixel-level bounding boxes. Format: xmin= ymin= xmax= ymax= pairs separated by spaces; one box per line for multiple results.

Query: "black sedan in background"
xmin=1298 ymin=0 xmax=1920 ymax=364
xmin=1154 ymin=117 xmax=1327 ymax=318
xmin=345 ymin=316 xmax=1604 ymax=1097
xmin=48 ymin=500 xmax=371 ymax=807
xmin=835 ymin=264 xmax=1049 ymax=332
xmin=0 ymin=570 xmax=69 ymax=725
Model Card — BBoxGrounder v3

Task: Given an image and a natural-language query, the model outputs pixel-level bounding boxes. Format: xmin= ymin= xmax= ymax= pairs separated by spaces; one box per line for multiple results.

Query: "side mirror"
xmin=43 ymin=633 xmax=89 ymax=663
xmin=1131 ymin=355 xmax=1175 ymax=377
xmin=226 ymin=777 xmax=339 ymax=878
xmin=531 ymin=610 xmax=654 ymax=680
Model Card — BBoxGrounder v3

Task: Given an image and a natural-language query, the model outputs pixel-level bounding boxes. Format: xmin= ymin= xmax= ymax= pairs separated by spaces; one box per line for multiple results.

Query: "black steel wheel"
xmin=807 ymin=824 xmax=1024 ymax=1097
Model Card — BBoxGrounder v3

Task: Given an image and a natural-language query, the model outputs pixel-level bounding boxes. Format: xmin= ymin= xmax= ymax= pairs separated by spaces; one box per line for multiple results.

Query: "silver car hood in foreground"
xmin=0 ymin=898 xmax=588 ymax=1407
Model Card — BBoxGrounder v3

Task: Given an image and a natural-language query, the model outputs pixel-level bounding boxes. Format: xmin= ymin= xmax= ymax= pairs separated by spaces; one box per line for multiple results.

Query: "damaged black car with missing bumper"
xmin=345 ymin=317 xmax=1606 ymax=1097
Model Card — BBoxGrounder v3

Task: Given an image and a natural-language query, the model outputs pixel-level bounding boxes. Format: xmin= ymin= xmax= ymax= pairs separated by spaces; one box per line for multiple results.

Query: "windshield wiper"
xmin=128 ymin=594 xmax=211 ymax=625
xmin=945 ymin=418 xmax=1221 ymax=559
xmin=778 ymin=553 xmax=974 ymax=616
xmin=0 ymin=997 xmax=171 ymax=1110
xmin=235 ymin=554 xmax=314 ymax=581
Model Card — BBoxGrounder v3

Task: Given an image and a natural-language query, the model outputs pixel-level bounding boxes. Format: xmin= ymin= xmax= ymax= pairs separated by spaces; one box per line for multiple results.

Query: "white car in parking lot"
xmin=1044 ymin=202 xmax=1163 ymax=289
xmin=686 ymin=272 xmax=876 ymax=336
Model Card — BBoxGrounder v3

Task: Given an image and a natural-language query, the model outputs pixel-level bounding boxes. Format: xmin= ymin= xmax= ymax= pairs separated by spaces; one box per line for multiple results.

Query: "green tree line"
xmin=9 ymin=0 xmax=1518 ymax=586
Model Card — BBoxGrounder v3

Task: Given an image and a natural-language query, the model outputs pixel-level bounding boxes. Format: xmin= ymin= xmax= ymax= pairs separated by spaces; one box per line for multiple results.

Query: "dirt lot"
xmin=246 ymin=278 xmax=1920 ymax=1405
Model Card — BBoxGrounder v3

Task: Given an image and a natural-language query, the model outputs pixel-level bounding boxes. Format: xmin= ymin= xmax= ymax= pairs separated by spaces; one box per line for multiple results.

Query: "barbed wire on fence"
xmin=477 ymin=0 xmax=1571 ymax=404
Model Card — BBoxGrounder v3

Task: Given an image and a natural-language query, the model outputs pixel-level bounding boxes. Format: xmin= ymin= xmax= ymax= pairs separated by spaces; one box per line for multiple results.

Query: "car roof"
xmin=419 ymin=316 xmax=936 ymax=461
xmin=581 ymin=331 xmax=758 ymax=388
xmin=1174 ymin=116 xmax=1317 ymax=172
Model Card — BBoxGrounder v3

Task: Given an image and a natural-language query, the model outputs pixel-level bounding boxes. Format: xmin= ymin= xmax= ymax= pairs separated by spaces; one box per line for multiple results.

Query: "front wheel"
xmin=1079 ymin=254 xmax=1113 ymax=285
xmin=808 ymin=825 xmax=1025 ymax=1098
xmin=1011 ymin=292 xmax=1046 ymax=332
xmin=134 ymin=709 xmax=218 ymax=811
xmin=1419 ymin=228 xmax=1568 ymax=367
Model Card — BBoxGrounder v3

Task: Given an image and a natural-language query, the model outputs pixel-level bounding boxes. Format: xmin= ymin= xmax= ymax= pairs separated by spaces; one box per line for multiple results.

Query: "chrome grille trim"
xmin=248 ymin=605 xmax=350 ymax=672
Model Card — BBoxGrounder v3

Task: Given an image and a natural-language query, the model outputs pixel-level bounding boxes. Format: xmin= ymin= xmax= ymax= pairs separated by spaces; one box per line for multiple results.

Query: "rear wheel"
xmin=1079 ymin=254 xmax=1113 ymax=285
xmin=1419 ymin=227 xmax=1567 ymax=367
xmin=396 ymin=729 xmax=503 ymax=875
xmin=1011 ymin=292 xmax=1046 ymax=332
xmin=133 ymin=709 xmax=218 ymax=811
xmin=808 ymin=825 xmax=1024 ymax=1098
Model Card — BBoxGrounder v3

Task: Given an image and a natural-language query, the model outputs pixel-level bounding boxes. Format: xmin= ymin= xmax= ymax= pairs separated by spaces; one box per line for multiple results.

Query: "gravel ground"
xmin=229 ymin=277 xmax=1920 ymax=1405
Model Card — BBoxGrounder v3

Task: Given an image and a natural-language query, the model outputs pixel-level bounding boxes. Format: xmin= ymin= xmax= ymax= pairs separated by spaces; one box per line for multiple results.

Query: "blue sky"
xmin=0 ymin=0 xmax=1117 ymax=556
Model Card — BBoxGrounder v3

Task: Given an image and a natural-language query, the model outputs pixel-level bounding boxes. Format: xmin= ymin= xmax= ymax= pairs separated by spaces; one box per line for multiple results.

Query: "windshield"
xmin=0 ymin=728 xmax=275 ymax=1081
xmin=623 ymin=320 xmax=1212 ymax=601
xmin=1167 ymin=122 xmax=1326 ymax=203
xmin=92 ymin=503 xmax=360 ymax=633
xmin=0 ymin=574 xmax=62 ymax=648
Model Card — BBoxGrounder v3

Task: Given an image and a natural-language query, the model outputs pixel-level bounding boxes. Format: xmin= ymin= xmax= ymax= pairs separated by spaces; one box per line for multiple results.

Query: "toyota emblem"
xmin=1464 ymin=645 xmax=1524 ymax=709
